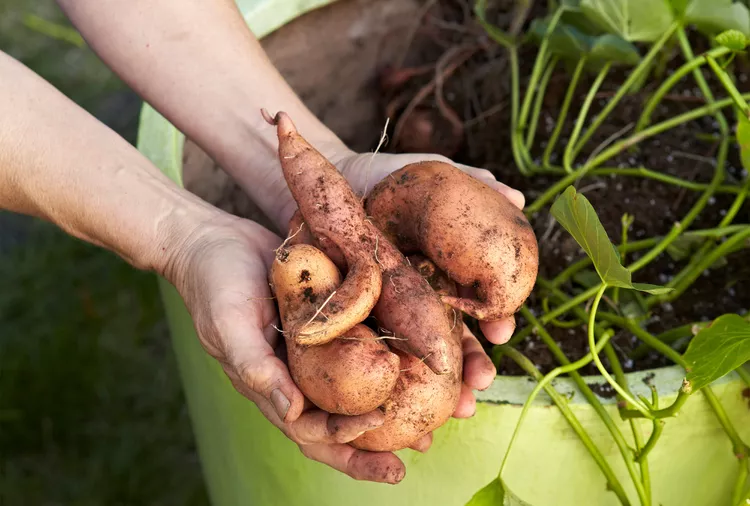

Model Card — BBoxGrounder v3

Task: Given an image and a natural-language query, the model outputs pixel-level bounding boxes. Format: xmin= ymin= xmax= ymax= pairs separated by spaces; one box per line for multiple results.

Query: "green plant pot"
xmin=136 ymin=1 xmax=750 ymax=505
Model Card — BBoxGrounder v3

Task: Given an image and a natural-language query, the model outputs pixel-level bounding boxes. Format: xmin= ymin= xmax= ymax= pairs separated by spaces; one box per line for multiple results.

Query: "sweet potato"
xmin=270 ymin=243 xmax=400 ymax=415
xmin=351 ymin=256 xmax=463 ymax=452
xmin=364 ymin=161 xmax=539 ymax=321
xmin=260 ymin=110 xmax=382 ymax=346
xmin=264 ymin=110 xmax=455 ymax=375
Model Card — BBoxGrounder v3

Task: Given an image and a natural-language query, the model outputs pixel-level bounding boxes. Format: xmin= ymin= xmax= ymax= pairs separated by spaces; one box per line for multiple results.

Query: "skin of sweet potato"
xmin=267 ymin=110 xmax=455 ymax=375
xmin=263 ymin=109 xmax=382 ymax=346
xmin=351 ymin=256 xmax=463 ymax=452
xmin=364 ymin=160 xmax=539 ymax=321
xmin=270 ymin=243 xmax=400 ymax=415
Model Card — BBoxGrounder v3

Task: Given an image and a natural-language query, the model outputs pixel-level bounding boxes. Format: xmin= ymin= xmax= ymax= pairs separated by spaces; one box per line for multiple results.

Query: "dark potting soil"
xmin=375 ymin=0 xmax=750 ymax=375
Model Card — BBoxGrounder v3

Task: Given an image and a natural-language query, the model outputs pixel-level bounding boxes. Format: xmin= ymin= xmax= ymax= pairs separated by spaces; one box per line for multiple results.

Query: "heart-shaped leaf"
xmin=716 ymin=29 xmax=750 ymax=51
xmin=529 ymin=18 xmax=640 ymax=65
xmin=550 ymin=186 xmax=673 ymax=294
xmin=580 ymin=0 xmax=675 ymax=42
xmin=683 ymin=314 xmax=750 ymax=392
xmin=466 ymin=478 xmax=534 ymax=506
xmin=685 ymin=0 xmax=750 ymax=37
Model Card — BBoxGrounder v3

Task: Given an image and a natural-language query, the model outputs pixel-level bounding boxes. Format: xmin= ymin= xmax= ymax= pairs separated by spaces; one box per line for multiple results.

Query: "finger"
xmin=479 ymin=316 xmax=517 ymax=345
xmin=408 ymin=432 xmax=434 ymax=453
xmin=462 ymin=325 xmax=496 ymax=391
xmin=226 ymin=326 xmax=306 ymax=424
xmin=452 ymin=162 xmax=526 ymax=210
xmin=289 ymin=409 xmax=385 ymax=445
xmin=453 ymin=383 xmax=477 ymax=418
xmin=299 ymin=443 xmax=406 ymax=484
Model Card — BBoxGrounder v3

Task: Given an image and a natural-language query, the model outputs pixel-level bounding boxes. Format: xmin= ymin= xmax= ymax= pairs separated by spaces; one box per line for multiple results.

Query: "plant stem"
xmin=563 ymin=63 xmax=611 ymax=173
xmin=509 ymin=46 xmax=530 ymax=176
xmin=732 ymin=457 xmax=749 ymax=506
xmin=590 ymin=167 xmax=742 ymax=194
xmin=526 ymin=93 xmax=750 ymax=214
xmin=526 ymin=56 xmax=558 ymax=150
xmin=571 ymin=23 xmax=679 ymax=161
xmin=676 ymin=29 xmax=729 ymax=136
xmin=636 ymin=44 xmax=731 ymax=132
xmin=621 ymin=385 xmax=690 ymax=419
xmin=604 ymin=343 xmax=651 ymax=503
xmin=497 ymin=336 xmax=612 ymax=476
xmin=658 ymin=227 xmax=750 ymax=304
xmin=588 ymin=285 xmax=652 ymax=417
xmin=706 ymin=55 xmax=750 ymax=114
xmin=636 ymin=420 xmax=664 ymax=464
xmin=628 ymin=138 xmax=727 ymax=273
xmin=503 ymin=346 xmax=632 ymax=506
xmin=544 ymin=57 xmax=587 ymax=168
xmin=600 ymin=314 xmax=750 ymax=457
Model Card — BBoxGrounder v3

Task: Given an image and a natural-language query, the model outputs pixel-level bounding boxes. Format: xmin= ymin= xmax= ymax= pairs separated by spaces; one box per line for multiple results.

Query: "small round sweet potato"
xmin=270 ymin=243 xmax=400 ymax=415
xmin=364 ymin=161 xmax=539 ymax=321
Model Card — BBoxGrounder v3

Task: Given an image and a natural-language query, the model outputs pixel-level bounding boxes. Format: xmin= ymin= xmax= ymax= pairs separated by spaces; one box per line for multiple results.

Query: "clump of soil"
xmin=182 ymin=0 xmax=750 ymax=376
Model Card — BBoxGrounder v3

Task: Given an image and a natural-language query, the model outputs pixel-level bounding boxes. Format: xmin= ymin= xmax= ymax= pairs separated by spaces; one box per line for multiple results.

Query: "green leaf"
xmin=589 ymin=33 xmax=642 ymax=65
xmin=666 ymin=234 xmax=704 ymax=261
xmin=580 ymin=0 xmax=675 ymax=42
xmin=716 ymin=29 xmax=749 ymax=51
xmin=550 ymin=186 xmax=674 ymax=294
xmin=573 ymin=269 xmax=602 ymax=288
xmin=529 ymin=18 xmax=640 ymax=65
xmin=669 ymin=0 xmax=691 ymax=17
xmin=466 ymin=478 xmax=534 ymax=506
xmin=737 ymin=109 xmax=750 ymax=172
xmin=630 ymin=283 xmax=674 ymax=295
xmin=685 ymin=0 xmax=750 ymax=37
xmin=683 ymin=314 xmax=750 ymax=392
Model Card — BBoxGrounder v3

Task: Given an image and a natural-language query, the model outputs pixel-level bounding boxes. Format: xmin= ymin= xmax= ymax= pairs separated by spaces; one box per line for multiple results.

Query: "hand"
xmin=165 ymin=215 xmax=406 ymax=484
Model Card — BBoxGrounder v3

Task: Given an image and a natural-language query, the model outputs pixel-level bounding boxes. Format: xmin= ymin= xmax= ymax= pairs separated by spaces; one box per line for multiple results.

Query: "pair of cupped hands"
xmin=171 ymin=146 xmax=525 ymax=485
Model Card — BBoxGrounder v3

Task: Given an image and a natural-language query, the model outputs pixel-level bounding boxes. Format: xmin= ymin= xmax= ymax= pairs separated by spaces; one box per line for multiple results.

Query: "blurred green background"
xmin=0 ymin=1 xmax=209 ymax=504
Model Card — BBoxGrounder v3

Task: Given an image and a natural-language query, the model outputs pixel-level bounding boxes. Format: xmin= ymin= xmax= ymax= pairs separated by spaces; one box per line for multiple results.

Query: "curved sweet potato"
xmin=351 ymin=256 xmax=463 ymax=452
xmin=270 ymin=243 xmax=400 ymax=415
xmin=266 ymin=110 xmax=455 ymax=375
xmin=262 ymin=110 xmax=381 ymax=346
xmin=364 ymin=161 xmax=539 ymax=321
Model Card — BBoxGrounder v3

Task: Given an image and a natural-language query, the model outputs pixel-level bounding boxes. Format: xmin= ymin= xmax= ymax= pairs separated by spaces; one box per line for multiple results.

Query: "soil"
xmin=182 ymin=0 xmax=750 ymax=376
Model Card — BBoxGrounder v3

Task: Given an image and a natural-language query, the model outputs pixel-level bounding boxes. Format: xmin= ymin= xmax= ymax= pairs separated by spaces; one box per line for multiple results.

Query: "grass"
xmin=0 ymin=216 xmax=209 ymax=505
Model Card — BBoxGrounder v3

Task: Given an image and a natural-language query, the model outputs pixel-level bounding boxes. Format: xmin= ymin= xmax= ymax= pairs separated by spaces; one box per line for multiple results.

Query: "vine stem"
xmin=497 ymin=332 xmax=614 ymax=476
xmin=706 ymin=55 xmax=750 ymax=114
xmin=526 ymin=93 xmax=750 ymax=214
xmin=520 ymin=307 xmax=642 ymax=506
xmin=570 ymin=23 xmax=679 ymax=162
xmin=603 ymin=343 xmax=651 ymax=504
xmin=588 ymin=285 xmax=651 ymax=417
xmin=563 ymin=63 xmax=611 ymax=173
xmin=589 ymin=168 xmax=742 ymax=195
xmin=635 ymin=44 xmax=731 ymax=133
xmin=600 ymin=315 xmax=750 ymax=458
xmin=502 ymin=346 xmax=632 ymax=506
xmin=544 ymin=57 xmax=587 ymax=168
xmin=526 ymin=56 xmax=558 ymax=150
xmin=676 ymin=29 xmax=729 ymax=136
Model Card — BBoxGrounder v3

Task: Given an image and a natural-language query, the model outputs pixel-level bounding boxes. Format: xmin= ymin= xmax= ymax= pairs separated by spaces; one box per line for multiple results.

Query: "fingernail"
xmin=271 ymin=388 xmax=290 ymax=420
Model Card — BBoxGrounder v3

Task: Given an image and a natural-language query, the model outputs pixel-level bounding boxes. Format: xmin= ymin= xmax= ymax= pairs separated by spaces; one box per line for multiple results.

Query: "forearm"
xmin=0 ymin=51 xmax=222 ymax=274
xmin=56 ymin=0 xmax=349 ymax=230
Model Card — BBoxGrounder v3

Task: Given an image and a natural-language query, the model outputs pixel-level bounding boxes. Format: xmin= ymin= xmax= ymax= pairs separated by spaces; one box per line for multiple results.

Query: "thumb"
xmin=223 ymin=323 xmax=306 ymax=424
